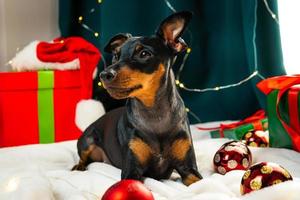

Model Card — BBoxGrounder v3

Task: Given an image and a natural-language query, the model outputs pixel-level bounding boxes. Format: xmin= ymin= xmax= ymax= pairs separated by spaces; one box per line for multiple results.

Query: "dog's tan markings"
xmin=72 ymin=144 xmax=110 ymax=171
xmin=183 ymin=174 xmax=200 ymax=186
xmin=171 ymin=138 xmax=191 ymax=161
xmin=135 ymin=44 xmax=143 ymax=52
xmin=133 ymin=64 xmax=165 ymax=107
xmin=129 ymin=138 xmax=153 ymax=166
xmin=115 ymin=64 xmax=165 ymax=107
xmin=72 ymin=145 xmax=95 ymax=170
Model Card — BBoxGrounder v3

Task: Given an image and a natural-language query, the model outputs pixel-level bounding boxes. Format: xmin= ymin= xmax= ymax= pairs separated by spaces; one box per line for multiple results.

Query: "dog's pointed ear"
xmin=104 ymin=33 xmax=132 ymax=54
xmin=156 ymin=11 xmax=192 ymax=53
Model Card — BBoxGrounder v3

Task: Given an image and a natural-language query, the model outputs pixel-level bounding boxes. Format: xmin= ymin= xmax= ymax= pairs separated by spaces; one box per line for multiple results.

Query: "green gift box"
xmin=257 ymin=75 xmax=300 ymax=152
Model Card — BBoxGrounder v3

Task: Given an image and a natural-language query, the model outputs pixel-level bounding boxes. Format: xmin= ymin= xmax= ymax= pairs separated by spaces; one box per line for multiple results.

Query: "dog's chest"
xmin=135 ymin=113 xmax=174 ymax=134
xmin=130 ymin=100 xmax=183 ymax=135
xmin=149 ymin=142 xmax=174 ymax=172
xmin=147 ymin=155 xmax=170 ymax=178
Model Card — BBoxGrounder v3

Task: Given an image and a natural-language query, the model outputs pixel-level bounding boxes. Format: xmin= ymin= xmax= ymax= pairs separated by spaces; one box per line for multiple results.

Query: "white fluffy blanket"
xmin=0 ymin=123 xmax=300 ymax=200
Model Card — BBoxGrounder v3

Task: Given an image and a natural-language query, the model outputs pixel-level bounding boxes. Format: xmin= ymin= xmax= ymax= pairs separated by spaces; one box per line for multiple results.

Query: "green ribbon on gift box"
xmin=37 ymin=71 xmax=55 ymax=143
xmin=268 ymin=90 xmax=294 ymax=149
xmin=210 ymin=118 xmax=268 ymax=140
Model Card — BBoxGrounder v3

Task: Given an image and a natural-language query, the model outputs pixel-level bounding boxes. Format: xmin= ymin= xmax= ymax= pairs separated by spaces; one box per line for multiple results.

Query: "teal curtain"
xmin=59 ymin=0 xmax=285 ymax=123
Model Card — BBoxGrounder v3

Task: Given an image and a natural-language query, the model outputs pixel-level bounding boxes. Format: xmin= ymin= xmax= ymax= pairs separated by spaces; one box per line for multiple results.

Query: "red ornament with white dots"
xmin=213 ymin=141 xmax=252 ymax=175
xmin=243 ymin=130 xmax=269 ymax=147
xmin=241 ymin=162 xmax=293 ymax=195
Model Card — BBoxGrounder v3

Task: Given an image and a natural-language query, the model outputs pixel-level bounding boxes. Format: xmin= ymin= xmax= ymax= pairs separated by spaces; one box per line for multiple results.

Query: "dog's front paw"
xmin=182 ymin=173 xmax=202 ymax=186
xmin=71 ymin=163 xmax=87 ymax=171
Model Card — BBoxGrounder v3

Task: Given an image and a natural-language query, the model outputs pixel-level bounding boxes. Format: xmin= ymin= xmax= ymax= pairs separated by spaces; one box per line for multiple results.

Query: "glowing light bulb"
xmin=6 ymin=177 xmax=19 ymax=192
xmin=186 ymin=48 xmax=192 ymax=53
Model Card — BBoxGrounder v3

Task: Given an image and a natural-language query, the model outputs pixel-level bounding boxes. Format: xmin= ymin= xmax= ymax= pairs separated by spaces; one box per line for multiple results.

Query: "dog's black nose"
xmin=100 ymin=70 xmax=117 ymax=83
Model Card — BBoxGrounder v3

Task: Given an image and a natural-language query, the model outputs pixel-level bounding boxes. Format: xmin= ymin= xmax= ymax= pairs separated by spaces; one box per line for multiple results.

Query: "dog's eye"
xmin=139 ymin=50 xmax=152 ymax=59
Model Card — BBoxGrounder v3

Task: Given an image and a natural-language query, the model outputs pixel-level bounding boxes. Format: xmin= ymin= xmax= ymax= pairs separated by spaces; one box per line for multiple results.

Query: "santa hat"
xmin=10 ymin=37 xmax=105 ymax=131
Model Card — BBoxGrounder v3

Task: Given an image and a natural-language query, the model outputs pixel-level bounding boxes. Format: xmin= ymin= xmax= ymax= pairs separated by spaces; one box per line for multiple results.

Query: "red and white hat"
xmin=10 ymin=37 xmax=105 ymax=131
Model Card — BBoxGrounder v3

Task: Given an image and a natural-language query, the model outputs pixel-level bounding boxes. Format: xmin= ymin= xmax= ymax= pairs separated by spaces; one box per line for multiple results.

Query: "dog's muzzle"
xmin=100 ymin=69 xmax=117 ymax=83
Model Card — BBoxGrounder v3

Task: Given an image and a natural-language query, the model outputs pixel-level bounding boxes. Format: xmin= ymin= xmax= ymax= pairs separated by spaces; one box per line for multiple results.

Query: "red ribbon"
xmin=196 ymin=110 xmax=266 ymax=137
xmin=219 ymin=110 xmax=265 ymax=137
xmin=257 ymin=74 xmax=300 ymax=94
xmin=257 ymin=75 xmax=300 ymax=151
xmin=288 ymin=86 xmax=300 ymax=132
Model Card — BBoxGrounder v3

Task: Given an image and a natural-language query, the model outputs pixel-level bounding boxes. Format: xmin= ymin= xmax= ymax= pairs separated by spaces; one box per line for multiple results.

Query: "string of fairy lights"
xmin=77 ymin=0 xmax=279 ymax=123
xmin=77 ymin=0 xmax=102 ymax=38
xmin=6 ymin=0 xmax=279 ymax=123
xmin=4 ymin=0 xmax=280 ymax=122
xmin=168 ymin=0 xmax=266 ymax=93
xmin=263 ymin=0 xmax=279 ymax=24
xmin=163 ymin=0 xmax=279 ymax=94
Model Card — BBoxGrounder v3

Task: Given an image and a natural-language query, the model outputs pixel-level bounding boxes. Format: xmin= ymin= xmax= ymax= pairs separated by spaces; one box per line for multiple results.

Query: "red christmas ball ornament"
xmin=101 ymin=179 xmax=154 ymax=200
xmin=241 ymin=162 xmax=293 ymax=195
xmin=213 ymin=141 xmax=252 ymax=175
xmin=243 ymin=130 xmax=269 ymax=147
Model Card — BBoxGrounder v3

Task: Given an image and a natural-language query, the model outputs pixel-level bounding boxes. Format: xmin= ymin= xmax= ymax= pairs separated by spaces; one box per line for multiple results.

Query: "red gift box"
xmin=0 ymin=70 xmax=83 ymax=147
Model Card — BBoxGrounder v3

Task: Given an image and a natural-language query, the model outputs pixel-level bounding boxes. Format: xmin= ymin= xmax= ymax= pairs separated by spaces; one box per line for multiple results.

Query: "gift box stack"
xmin=258 ymin=75 xmax=300 ymax=152
xmin=199 ymin=74 xmax=300 ymax=152
xmin=208 ymin=110 xmax=268 ymax=141
xmin=197 ymin=109 xmax=269 ymax=148
xmin=0 ymin=37 xmax=104 ymax=147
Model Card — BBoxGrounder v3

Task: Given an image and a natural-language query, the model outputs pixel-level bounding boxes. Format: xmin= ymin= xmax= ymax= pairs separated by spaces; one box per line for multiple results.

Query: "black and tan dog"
xmin=72 ymin=11 xmax=202 ymax=186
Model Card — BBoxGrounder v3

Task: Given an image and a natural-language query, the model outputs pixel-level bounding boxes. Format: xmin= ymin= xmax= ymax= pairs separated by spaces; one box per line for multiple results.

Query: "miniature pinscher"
xmin=72 ymin=11 xmax=202 ymax=186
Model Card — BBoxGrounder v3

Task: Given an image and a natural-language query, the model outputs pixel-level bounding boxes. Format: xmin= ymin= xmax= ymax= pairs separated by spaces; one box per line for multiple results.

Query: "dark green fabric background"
xmin=59 ymin=0 xmax=285 ymax=123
